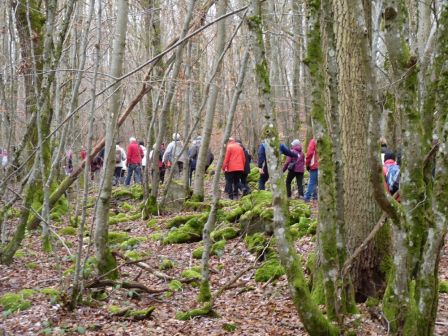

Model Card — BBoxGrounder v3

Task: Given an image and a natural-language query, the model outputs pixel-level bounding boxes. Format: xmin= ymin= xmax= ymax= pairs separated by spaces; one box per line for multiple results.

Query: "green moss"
xmin=192 ymin=246 xmax=204 ymax=259
xmin=119 ymin=237 xmax=146 ymax=250
xmin=184 ymin=201 xmax=211 ymax=211
xmin=119 ymin=202 xmax=134 ymax=212
xmin=108 ymin=231 xmax=130 ymax=244
xmin=112 ymin=185 xmax=144 ymax=200
xmin=40 ymin=287 xmax=60 ymax=300
xmin=247 ymin=166 xmax=260 ymax=183
xmin=244 ymin=233 xmax=273 ymax=257
xmin=254 ymin=258 xmax=285 ymax=282
xmin=142 ymin=195 xmax=158 ymax=219
xmin=223 ymin=323 xmax=237 ymax=332
xmin=108 ymin=212 xmax=130 ymax=225
xmin=160 ymin=259 xmax=174 ymax=270
xmin=439 ymin=280 xmax=448 ymax=293
xmin=166 ymin=214 xmax=198 ymax=229
xmin=13 ymin=249 xmax=26 ymax=259
xmin=211 ymin=227 xmax=238 ymax=241
xmin=25 ymin=262 xmax=38 ymax=269
xmin=149 ymin=232 xmax=163 ymax=241
xmin=190 ymin=194 xmax=204 ymax=202
xmin=0 ymin=290 xmax=35 ymax=312
xmin=181 ymin=267 xmax=202 ymax=280
xmin=163 ymin=214 xmax=208 ymax=244
xmin=365 ymin=297 xmax=380 ymax=308
xmin=59 ymin=226 xmax=77 ymax=236
xmin=146 ymin=219 xmax=158 ymax=228
xmin=124 ymin=250 xmax=148 ymax=261
xmin=198 ymin=280 xmax=212 ymax=302
xmin=175 ymin=303 xmax=216 ymax=320
xmin=64 ymin=256 xmax=97 ymax=279
xmin=169 ymin=280 xmax=182 ymax=292
xmin=126 ymin=306 xmax=155 ymax=318
xmin=223 ymin=206 xmax=244 ymax=222
xmin=108 ymin=305 xmax=122 ymax=314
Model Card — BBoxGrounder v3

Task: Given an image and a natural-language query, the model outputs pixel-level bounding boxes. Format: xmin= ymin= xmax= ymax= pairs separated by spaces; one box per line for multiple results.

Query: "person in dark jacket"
xmin=236 ymin=140 xmax=251 ymax=195
xmin=257 ymin=142 xmax=298 ymax=190
xmin=283 ymin=139 xmax=305 ymax=198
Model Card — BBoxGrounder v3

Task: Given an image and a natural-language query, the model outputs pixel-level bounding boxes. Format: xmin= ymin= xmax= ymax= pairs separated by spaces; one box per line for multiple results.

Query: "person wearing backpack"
xmin=383 ymin=151 xmax=400 ymax=196
xmin=283 ymin=139 xmax=305 ymax=199
xmin=114 ymin=142 xmax=126 ymax=186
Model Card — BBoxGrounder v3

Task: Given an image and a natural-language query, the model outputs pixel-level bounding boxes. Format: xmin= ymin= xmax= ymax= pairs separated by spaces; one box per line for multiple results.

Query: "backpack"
xmin=115 ymin=149 xmax=122 ymax=164
xmin=386 ymin=163 xmax=400 ymax=194
xmin=287 ymin=153 xmax=299 ymax=172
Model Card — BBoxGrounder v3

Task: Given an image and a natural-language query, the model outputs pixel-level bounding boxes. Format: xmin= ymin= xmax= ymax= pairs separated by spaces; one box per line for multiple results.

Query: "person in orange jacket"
xmin=222 ymin=138 xmax=246 ymax=199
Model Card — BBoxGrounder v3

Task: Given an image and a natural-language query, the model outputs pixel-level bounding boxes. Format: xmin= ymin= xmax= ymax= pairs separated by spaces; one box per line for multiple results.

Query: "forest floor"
xmin=1 ymin=180 xmax=448 ymax=336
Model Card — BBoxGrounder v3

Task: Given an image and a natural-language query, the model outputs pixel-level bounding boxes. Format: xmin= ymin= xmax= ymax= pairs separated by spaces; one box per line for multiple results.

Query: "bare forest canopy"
xmin=0 ymin=0 xmax=448 ymax=335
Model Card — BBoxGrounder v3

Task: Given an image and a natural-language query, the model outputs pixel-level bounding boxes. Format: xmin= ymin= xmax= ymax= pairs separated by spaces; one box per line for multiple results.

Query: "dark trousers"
xmin=224 ymin=172 xmax=232 ymax=195
xmin=228 ymin=171 xmax=242 ymax=199
xmin=286 ymin=171 xmax=304 ymax=198
xmin=258 ymin=166 xmax=269 ymax=190
xmin=239 ymin=173 xmax=250 ymax=195
xmin=113 ymin=167 xmax=122 ymax=185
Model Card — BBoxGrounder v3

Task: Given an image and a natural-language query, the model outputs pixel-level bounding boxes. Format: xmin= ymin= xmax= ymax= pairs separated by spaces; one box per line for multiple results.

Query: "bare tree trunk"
xmin=94 ymin=0 xmax=129 ymax=278
xmin=199 ymin=48 xmax=250 ymax=303
xmin=192 ymin=0 xmax=227 ymax=200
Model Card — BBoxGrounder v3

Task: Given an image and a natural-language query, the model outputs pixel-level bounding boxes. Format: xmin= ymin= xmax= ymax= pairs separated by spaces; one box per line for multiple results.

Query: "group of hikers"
xmin=222 ymin=137 xmax=319 ymax=201
xmin=65 ymin=133 xmax=403 ymax=201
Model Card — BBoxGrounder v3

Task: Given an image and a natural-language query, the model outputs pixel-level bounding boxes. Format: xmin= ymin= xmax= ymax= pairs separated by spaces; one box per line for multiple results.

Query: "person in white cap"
xmin=162 ymin=133 xmax=187 ymax=177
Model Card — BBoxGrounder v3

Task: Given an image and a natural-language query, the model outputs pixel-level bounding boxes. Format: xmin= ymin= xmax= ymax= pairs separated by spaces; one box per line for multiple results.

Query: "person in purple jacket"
xmin=282 ymin=139 xmax=305 ymax=199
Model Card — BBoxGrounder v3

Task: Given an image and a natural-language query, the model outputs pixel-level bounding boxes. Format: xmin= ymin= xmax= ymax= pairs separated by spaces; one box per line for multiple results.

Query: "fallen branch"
xmin=342 ymin=213 xmax=387 ymax=276
xmin=86 ymin=279 xmax=165 ymax=294
xmin=212 ymin=265 xmax=255 ymax=303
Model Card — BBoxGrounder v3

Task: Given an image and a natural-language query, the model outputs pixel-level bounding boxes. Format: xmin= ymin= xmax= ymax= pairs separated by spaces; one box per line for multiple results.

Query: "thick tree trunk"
xmin=333 ymin=0 xmax=381 ymax=300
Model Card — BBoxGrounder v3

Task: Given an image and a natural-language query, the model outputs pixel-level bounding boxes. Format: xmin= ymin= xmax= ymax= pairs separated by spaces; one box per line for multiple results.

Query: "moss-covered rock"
xmin=120 ymin=237 xmax=146 ymax=250
xmin=193 ymin=240 xmax=226 ymax=259
xmin=181 ymin=267 xmax=202 ymax=280
xmin=59 ymin=226 xmax=77 ymax=236
xmin=163 ymin=213 xmax=208 ymax=244
xmin=244 ymin=233 xmax=273 ymax=258
xmin=166 ymin=214 xmax=198 ymax=229
xmin=160 ymin=259 xmax=174 ymax=270
xmin=211 ymin=227 xmax=239 ymax=241
xmin=25 ymin=262 xmax=37 ymax=269
xmin=119 ymin=202 xmax=135 ymax=212
xmin=184 ymin=201 xmax=211 ymax=212
xmin=112 ymin=185 xmax=144 ymax=200
xmin=124 ymin=250 xmax=149 ymax=261
xmin=108 ymin=231 xmax=130 ymax=244
xmin=223 ymin=206 xmax=245 ymax=222
xmin=126 ymin=306 xmax=155 ymax=319
xmin=223 ymin=323 xmax=237 ymax=332
xmin=254 ymin=258 xmax=285 ymax=282
xmin=40 ymin=287 xmax=60 ymax=301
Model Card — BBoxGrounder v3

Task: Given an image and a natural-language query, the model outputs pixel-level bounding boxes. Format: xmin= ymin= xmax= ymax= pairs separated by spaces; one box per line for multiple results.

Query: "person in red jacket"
xmin=125 ymin=137 xmax=144 ymax=186
xmin=304 ymin=138 xmax=319 ymax=202
xmin=222 ymin=138 xmax=246 ymax=199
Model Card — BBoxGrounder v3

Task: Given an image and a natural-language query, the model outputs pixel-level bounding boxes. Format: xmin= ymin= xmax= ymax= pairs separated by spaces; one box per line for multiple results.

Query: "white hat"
xmin=173 ymin=133 xmax=181 ymax=141
xmin=129 ymin=137 xmax=136 ymax=142
xmin=291 ymin=139 xmax=301 ymax=147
